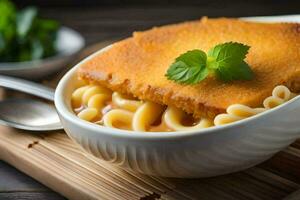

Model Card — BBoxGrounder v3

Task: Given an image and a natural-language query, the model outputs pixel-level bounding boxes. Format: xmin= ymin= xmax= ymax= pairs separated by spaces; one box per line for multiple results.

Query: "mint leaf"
xmin=175 ymin=49 xmax=207 ymax=68
xmin=165 ymin=50 xmax=208 ymax=84
xmin=0 ymin=33 xmax=4 ymax=52
xmin=208 ymin=42 xmax=249 ymax=66
xmin=16 ymin=7 xmax=37 ymax=39
xmin=31 ymin=39 xmax=44 ymax=60
xmin=207 ymin=42 xmax=253 ymax=81
xmin=0 ymin=0 xmax=16 ymax=41
xmin=166 ymin=42 xmax=254 ymax=84
xmin=231 ymin=61 xmax=253 ymax=80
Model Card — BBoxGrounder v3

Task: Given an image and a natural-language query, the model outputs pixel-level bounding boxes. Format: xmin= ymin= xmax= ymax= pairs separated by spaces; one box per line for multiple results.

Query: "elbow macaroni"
xmin=214 ymin=85 xmax=296 ymax=126
xmin=132 ymin=102 xmax=165 ymax=131
xmin=72 ymin=84 xmax=297 ymax=132
xmin=163 ymin=107 xmax=213 ymax=131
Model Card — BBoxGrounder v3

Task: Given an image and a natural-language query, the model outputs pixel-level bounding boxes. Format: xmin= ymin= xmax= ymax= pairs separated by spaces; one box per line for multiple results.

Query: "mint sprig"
xmin=165 ymin=42 xmax=254 ymax=84
xmin=166 ymin=50 xmax=208 ymax=84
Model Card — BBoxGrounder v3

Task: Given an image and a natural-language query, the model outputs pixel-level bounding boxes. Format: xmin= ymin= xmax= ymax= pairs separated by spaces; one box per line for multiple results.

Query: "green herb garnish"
xmin=0 ymin=0 xmax=60 ymax=62
xmin=165 ymin=42 xmax=254 ymax=84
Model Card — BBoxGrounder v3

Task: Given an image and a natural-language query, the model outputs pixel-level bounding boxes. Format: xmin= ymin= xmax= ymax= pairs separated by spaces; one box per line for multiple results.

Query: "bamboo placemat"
xmin=0 ymin=41 xmax=300 ymax=200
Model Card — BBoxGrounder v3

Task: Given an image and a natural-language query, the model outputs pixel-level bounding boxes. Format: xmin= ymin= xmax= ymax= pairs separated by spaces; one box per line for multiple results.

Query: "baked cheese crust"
xmin=78 ymin=17 xmax=300 ymax=118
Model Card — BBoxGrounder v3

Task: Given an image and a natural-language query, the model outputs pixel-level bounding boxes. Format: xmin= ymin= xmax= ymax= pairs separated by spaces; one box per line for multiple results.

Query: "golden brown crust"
xmin=78 ymin=17 xmax=300 ymax=118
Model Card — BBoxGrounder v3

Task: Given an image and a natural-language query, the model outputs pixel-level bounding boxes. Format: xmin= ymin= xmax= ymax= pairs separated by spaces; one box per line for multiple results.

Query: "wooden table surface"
xmin=1 ymin=4 xmax=300 ymax=200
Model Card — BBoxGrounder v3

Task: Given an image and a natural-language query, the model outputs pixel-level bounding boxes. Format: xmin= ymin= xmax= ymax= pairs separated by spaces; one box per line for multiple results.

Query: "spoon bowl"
xmin=0 ymin=98 xmax=62 ymax=131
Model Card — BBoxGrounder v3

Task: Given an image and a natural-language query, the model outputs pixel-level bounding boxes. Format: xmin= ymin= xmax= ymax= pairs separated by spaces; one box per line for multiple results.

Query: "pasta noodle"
xmin=77 ymin=108 xmax=98 ymax=121
xmin=263 ymin=85 xmax=296 ymax=109
xmin=112 ymin=92 xmax=143 ymax=112
xmin=71 ymin=85 xmax=91 ymax=108
xmin=132 ymin=102 xmax=165 ymax=131
xmin=103 ymin=109 xmax=134 ymax=130
xmin=214 ymin=105 xmax=266 ymax=126
xmin=71 ymin=84 xmax=297 ymax=132
xmin=163 ymin=107 xmax=213 ymax=131
xmin=214 ymin=85 xmax=296 ymax=126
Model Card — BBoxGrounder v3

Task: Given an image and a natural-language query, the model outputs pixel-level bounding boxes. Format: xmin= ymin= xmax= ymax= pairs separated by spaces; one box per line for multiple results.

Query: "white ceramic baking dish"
xmin=54 ymin=15 xmax=300 ymax=178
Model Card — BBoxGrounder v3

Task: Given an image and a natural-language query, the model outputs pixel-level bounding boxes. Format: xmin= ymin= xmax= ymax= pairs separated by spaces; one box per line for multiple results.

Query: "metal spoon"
xmin=0 ymin=75 xmax=62 ymax=131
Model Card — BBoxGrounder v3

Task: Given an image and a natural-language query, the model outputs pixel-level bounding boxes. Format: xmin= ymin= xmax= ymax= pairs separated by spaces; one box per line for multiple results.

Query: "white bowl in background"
xmin=0 ymin=27 xmax=85 ymax=80
xmin=54 ymin=15 xmax=300 ymax=178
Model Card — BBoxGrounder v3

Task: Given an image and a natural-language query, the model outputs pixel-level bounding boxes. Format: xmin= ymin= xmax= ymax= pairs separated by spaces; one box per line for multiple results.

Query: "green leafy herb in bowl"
xmin=0 ymin=0 xmax=60 ymax=62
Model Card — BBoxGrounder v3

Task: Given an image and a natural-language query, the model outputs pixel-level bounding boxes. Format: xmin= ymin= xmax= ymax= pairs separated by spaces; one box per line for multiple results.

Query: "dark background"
xmin=11 ymin=0 xmax=300 ymax=14
xmin=11 ymin=0 xmax=300 ymax=10
xmin=10 ymin=0 xmax=300 ymax=45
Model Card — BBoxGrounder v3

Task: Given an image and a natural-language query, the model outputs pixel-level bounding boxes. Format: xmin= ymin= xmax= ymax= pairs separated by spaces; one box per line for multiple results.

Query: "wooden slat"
xmin=260 ymin=151 xmax=300 ymax=185
xmin=0 ymin=161 xmax=49 ymax=192
xmin=0 ymin=192 xmax=66 ymax=200
xmin=284 ymin=189 xmax=300 ymax=200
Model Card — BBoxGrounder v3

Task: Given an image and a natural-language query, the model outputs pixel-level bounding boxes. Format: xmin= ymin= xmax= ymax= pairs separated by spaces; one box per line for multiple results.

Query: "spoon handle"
xmin=0 ymin=75 xmax=55 ymax=101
